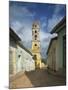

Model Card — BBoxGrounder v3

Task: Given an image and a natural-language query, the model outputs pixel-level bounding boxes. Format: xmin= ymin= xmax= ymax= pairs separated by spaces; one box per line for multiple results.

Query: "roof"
xmin=51 ymin=16 xmax=66 ymax=34
xmin=10 ymin=28 xmax=21 ymax=41
xmin=46 ymin=37 xmax=57 ymax=55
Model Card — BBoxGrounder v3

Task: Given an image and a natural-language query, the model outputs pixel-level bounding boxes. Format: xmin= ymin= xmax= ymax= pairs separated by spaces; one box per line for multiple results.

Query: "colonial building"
xmin=9 ymin=28 xmax=21 ymax=75
xmin=9 ymin=28 xmax=35 ymax=76
xmin=32 ymin=22 xmax=41 ymax=69
xmin=16 ymin=42 xmax=35 ymax=73
xmin=47 ymin=37 xmax=57 ymax=71
xmin=47 ymin=16 xmax=66 ymax=76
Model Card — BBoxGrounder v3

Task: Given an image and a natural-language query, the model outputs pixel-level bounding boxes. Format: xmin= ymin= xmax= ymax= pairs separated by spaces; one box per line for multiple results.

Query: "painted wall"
xmin=9 ymin=37 xmax=17 ymax=75
xmin=56 ymin=27 xmax=66 ymax=71
xmin=9 ymin=37 xmax=35 ymax=75
xmin=16 ymin=45 xmax=35 ymax=73
xmin=47 ymin=39 xmax=57 ymax=71
xmin=47 ymin=27 xmax=66 ymax=72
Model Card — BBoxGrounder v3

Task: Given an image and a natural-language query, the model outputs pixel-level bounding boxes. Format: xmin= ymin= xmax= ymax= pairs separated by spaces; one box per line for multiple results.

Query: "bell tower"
xmin=32 ymin=21 xmax=41 ymax=69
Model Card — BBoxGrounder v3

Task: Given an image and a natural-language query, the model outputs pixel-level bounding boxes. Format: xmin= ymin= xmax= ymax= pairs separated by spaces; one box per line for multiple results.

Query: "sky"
xmin=9 ymin=1 xmax=66 ymax=59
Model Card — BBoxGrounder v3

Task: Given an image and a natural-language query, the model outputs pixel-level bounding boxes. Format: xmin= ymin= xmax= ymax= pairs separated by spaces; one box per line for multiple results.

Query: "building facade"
xmin=47 ymin=37 xmax=57 ymax=71
xmin=16 ymin=42 xmax=35 ymax=73
xmin=32 ymin=22 xmax=41 ymax=69
xmin=47 ymin=17 xmax=66 ymax=75
xmin=9 ymin=28 xmax=35 ymax=76
xmin=9 ymin=28 xmax=21 ymax=75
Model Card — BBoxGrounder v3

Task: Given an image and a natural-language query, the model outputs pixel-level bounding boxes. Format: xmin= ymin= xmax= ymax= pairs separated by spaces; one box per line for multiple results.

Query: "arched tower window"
xmin=35 ymin=35 xmax=37 ymax=40
xmin=35 ymin=30 xmax=37 ymax=33
xmin=35 ymin=44 xmax=37 ymax=46
xmin=35 ymin=25 xmax=37 ymax=27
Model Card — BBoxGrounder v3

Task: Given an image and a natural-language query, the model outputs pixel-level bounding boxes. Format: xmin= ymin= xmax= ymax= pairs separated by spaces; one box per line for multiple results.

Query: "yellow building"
xmin=32 ymin=21 xmax=41 ymax=69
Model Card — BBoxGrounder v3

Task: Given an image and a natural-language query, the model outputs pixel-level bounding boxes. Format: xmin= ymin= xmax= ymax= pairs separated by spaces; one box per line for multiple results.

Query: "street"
xmin=9 ymin=69 xmax=66 ymax=89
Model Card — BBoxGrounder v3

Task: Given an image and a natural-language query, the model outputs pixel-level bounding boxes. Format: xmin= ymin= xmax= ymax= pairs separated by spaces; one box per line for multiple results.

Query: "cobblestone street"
xmin=9 ymin=69 xmax=66 ymax=89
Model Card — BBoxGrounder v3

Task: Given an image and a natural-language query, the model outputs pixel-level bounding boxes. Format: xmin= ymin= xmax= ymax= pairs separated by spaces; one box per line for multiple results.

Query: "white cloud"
xmin=9 ymin=3 xmax=65 ymax=58
xmin=10 ymin=20 xmax=32 ymax=42
xmin=42 ymin=22 xmax=47 ymax=28
xmin=40 ymin=30 xmax=57 ymax=41
xmin=21 ymin=7 xmax=35 ymax=17
xmin=48 ymin=15 xmax=63 ymax=32
xmin=9 ymin=3 xmax=36 ymax=42
xmin=40 ymin=17 xmax=47 ymax=30
xmin=10 ymin=4 xmax=35 ymax=21
xmin=47 ymin=5 xmax=65 ymax=32
xmin=20 ymin=26 xmax=32 ymax=41
xmin=10 ymin=19 xmax=58 ymax=59
xmin=11 ymin=21 xmax=22 ymax=31
xmin=40 ymin=32 xmax=57 ymax=59
xmin=54 ymin=5 xmax=65 ymax=15
xmin=40 ymin=29 xmax=58 ymax=58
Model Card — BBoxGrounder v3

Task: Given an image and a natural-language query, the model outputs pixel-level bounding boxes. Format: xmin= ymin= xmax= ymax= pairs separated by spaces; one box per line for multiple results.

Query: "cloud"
xmin=40 ymin=30 xmax=57 ymax=58
xmin=9 ymin=2 xmax=35 ymax=29
xmin=10 ymin=20 xmax=32 ymax=41
xmin=40 ymin=4 xmax=65 ymax=33
xmin=47 ymin=5 xmax=65 ymax=32
xmin=9 ymin=2 xmax=65 ymax=59
xmin=11 ymin=21 xmax=23 ymax=31
xmin=47 ymin=15 xmax=63 ymax=32
xmin=40 ymin=30 xmax=57 ymax=41
xmin=40 ymin=17 xmax=48 ymax=32
xmin=21 ymin=7 xmax=35 ymax=17
xmin=42 ymin=22 xmax=47 ymax=28
xmin=9 ymin=1 xmax=37 ymax=44
xmin=10 ymin=3 xmax=35 ymax=18
xmin=9 ymin=2 xmax=34 ymax=41
xmin=39 ymin=4 xmax=65 ymax=58
xmin=54 ymin=5 xmax=65 ymax=15
xmin=40 ymin=31 xmax=57 ymax=46
xmin=10 ymin=19 xmax=58 ymax=59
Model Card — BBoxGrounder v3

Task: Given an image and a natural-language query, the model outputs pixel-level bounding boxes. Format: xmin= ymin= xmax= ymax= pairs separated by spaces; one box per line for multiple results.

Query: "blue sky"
xmin=9 ymin=1 xmax=66 ymax=59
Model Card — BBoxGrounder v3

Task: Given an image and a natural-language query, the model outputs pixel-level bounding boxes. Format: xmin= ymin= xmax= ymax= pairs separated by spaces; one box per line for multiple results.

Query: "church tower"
xmin=32 ymin=21 xmax=41 ymax=69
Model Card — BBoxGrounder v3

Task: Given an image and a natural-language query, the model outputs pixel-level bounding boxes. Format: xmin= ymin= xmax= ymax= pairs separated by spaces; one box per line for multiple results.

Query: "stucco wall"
xmin=9 ymin=37 xmax=17 ymax=75
xmin=16 ymin=45 xmax=35 ymax=73
xmin=56 ymin=27 xmax=66 ymax=71
xmin=47 ymin=39 xmax=57 ymax=71
xmin=9 ymin=37 xmax=35 ymax=75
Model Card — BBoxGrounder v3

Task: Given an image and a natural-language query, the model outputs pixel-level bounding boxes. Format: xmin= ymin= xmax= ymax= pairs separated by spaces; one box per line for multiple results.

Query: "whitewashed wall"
xmin=16 ymin=45 xmax=35 ymax=73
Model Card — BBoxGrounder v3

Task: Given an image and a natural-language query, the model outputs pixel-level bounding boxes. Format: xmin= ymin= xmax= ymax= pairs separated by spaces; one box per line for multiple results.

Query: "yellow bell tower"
xmin=32 ymin=21 xmax=41 ymax=69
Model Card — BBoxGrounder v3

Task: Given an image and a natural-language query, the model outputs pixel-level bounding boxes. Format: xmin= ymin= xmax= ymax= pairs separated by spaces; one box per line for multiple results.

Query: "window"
xmin=35 ymin=44 xmax=37 ymax=46
xmin=35 ymin=25 xmax=37 ymax=27
xmin=33 ymin=55 xmax=37 ymax=60
xmin=35 ymin=35 xmax=37 ymax=40
xmin=18 ymin=55 xmax=21 ymax=58
xmin=35 ymin=30 xmax=37 ymax=33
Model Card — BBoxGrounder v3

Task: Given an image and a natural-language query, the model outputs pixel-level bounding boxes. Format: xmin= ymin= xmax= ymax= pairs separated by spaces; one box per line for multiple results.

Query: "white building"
xmin=9 ymin=28 xmax=35 ymax=76
xmin=16 ymin=42 xmax=35 ymax=72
